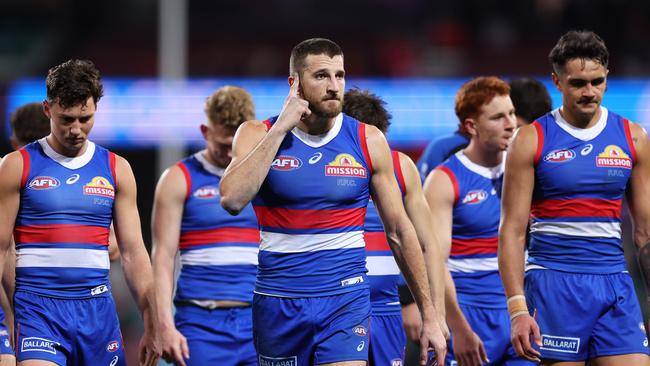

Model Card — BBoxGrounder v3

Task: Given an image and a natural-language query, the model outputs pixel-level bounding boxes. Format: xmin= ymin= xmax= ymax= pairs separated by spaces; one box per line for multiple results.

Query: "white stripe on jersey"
xmin=530 ymin=221 xmax=621 ymax=239
xmin=448 ymin=256 xmax=498 ymax=273
xmin=366 ymin=256 xmax=400 ymax=276
xmin=180 ymin=246 xmax=258 ymax=266
xmin=16 ymin=248 xmax=109 ymax=269
xmin=259 ymin=230 xmax=365 ymax=253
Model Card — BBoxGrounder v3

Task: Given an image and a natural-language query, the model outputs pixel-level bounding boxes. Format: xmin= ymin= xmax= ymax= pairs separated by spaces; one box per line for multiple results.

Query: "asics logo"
xmin=356 ymin=341 xmax=365 ymax=352
xmin=309 ymin=152 xmax=323 ymax=164
xmin=110 ymin=355 xmax=119 ymax=366
xmin=581 ymin=144 xmax=593 ymax=156
xmin=66 ymin=174 xmax=80 ymax=184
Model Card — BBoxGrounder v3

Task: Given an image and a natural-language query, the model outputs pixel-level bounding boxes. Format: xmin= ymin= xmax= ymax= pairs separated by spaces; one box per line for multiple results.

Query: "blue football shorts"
xmin=525 ymin=269 xmax=650 ymax=361
xmin=14 ymin=290 xmax=125 ymax=365
xmin=368 ymin=312 xmax=406 ymax=366
xmin=175 ymin=304 xmax=256 ymax=366
xmin=253 ymin=289 xmax=371 ymax=365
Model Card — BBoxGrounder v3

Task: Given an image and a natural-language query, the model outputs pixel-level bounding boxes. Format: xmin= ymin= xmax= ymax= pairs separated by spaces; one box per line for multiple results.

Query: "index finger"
xmin=289 ymin=73 xmax=300 ymax=96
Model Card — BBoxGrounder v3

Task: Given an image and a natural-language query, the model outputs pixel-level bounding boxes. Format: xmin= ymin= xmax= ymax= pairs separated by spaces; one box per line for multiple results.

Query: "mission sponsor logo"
xmin=325 ymin=154 xmax=367 ymax=178
xmin=28 ymin=176 xmax=60 ymax=190
xmin=193 ymin=185 xmax=218 ymax=199
xmin=462 ymin=190 xmax=488 ymax=205
xmin=271 ymin=155 xmax=302 ymax=171
xmin=83 ymin=176 xmax=115 ymax=198
xmin=544 ymin=148 xmax=576 ymax=163
xmin=596 ymin=145 xmax=632 ymax=169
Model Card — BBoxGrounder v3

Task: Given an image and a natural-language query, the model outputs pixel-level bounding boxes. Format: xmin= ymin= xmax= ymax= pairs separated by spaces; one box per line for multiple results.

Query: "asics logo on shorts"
xmin=356 ymin=340 xmax=365 ymax=351
xmin=110 ymin=355 xmax=119 ymax=366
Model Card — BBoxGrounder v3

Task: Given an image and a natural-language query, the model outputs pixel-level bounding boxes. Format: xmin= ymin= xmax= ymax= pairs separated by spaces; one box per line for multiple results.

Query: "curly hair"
xmin=549 ymin=30 xmax=609 ymax=74
xmin=10 ymin=102 xmax=51 ymax=147
xmin=204 ymin=86 xmax=255 ymax=128
xmin=343 ymin=88 xmax=392 ymax=134
xmin=455 ymin=76 xmax=510 ymax=134
xmin=46 ymin=59 xmax=104 ymax=108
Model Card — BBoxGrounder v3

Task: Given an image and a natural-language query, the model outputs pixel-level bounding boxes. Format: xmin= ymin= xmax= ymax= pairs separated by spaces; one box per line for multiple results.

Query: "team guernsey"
xmin=438 ymin=152 xmax=532 ymax=365
xmin=437 ymin=151 xmax=505 ymax=309
xmin=364 ymin=150 xmax=406 ymax=365
xmin=175 ymin=152 xmax=259 ymax=303
xmin=174 ymin=152 xmax=259 ymax=365
xmin=253 ymin=113 xmax=372 ymax=297
xmin=14 ymin=138 xmax=125 ymax=365
xmin=252 ymin=113 xmax=372 ymax=365
xmin=16 ymin=139 xmax=114 ymax=298
xmin=526 ymin=107 xmax=649 ymax=360
xmin=530 ymin=107 xmax=633 ymax=273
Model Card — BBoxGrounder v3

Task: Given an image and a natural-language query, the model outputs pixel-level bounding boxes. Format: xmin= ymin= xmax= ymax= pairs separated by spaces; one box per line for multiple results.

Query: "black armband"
xmin=398 ymin=284 xmax=415 ymax=305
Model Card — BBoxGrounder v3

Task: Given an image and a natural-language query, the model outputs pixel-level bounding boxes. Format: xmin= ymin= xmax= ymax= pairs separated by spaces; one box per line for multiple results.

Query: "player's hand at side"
xmin=419 ymin=318 xmax=447 ymax=366
xmin=138 ymin=327 xmax=162 ymax=366
xmin=451 ymin=325 xmax=488 ymax=366
xmin=275 ymin=73 xmax=310 ymax=133
xmin=160 ymin=326 xmax=190 ymax=366
xmin=510 ymin=313 xmax=541 ymax=362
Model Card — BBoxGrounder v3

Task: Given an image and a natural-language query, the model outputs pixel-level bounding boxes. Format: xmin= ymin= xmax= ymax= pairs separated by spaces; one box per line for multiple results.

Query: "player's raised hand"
xmin=275 ymin=73 xmax=311 ymax=133
xmin=510 ymin=313 xmax=541 ymax=362
xmin=420 ymin=318 xmax=447 ymax=366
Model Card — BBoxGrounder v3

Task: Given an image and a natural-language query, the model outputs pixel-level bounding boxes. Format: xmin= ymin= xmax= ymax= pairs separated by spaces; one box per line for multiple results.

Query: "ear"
xmin=42 ymin=100 xmax=52 ymax=119
xmin=464 ymin=118 xmax=477 ymax=136
xmin=551 ymin=72 xmax=562 ymax=92
xmin=200 ymin=123 xmax=210 ymax=140
xmin=288 ymin=76 xmax=295 ymax=87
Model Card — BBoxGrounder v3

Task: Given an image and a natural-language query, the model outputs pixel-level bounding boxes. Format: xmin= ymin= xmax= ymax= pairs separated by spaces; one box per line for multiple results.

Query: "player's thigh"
xmin=318 ymin=361 xmax=366 ymax=366
xmin=0 ymin=354 xmax=15 ymax=366
xmin=18 ymin=359 xmax=57 ymax=366
xmin=540 ymin=361 xmax=584 ymax=366
xmin=590 ymin=353 xmax=650 ymax=366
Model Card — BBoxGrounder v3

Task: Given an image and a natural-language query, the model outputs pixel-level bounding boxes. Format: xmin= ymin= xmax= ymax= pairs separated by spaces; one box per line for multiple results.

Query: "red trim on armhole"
xmin=262 ymin=119 xmax=272 ymax=131
xmin=359 ymin=123 xmax=373 ymax=173
xmin=392 ymin=150 xmax=407 ymax=196
xmin=623 ymin=118 xmax=638 ymax=164
xmin=533 ymin=121 xmax=544 ymax=165
xmin=436 ymin=166 xmax=459 ymax=205
xmin=108 ymin=152 xmax=118 ymax=191
xmin=19 ymin=148 xmax=30 ymax=189
xmin=177 ymin=162 xmax=192 ymax=201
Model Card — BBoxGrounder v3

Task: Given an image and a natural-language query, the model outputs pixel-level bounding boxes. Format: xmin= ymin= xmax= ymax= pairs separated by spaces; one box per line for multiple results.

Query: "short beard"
xmin=309 ymin=100 xmax=342 ymax=118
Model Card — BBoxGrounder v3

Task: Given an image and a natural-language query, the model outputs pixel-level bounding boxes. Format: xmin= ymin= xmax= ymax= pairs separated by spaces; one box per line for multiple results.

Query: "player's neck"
xmin=46 ymin=135 xmax=88 ymax=158
xmin=296 ymin=115 xmax=336 ymax=135
xmin=463 ymin=142 xmax=503 ymax=168
xmin=559 ymin=105 xmax=602 ymax=129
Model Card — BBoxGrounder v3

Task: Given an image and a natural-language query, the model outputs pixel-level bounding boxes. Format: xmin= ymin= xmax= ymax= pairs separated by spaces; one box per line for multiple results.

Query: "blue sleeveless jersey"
xmin=437 ymin=152 xmax=506 ymax=308
xmin=15 ymin=139 xmax=114 ymax=298
xmin=253 ymin=113 xmax=372 ymax=297
xmin=529 ymin=108 xmax=635 ymax=274
xmin=175 ymin=152 xmax=260 ymax=303
xmin=364 ymin=150 xmax=406 ymax=314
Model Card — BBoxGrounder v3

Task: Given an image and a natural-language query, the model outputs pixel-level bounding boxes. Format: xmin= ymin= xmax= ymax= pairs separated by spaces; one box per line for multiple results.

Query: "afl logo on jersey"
xmin=83 ymin=176 xmax=115 ymax=198
xmin=271 ymin=155 xmax=302 ymax=171
xmin=325 ymin=153 xmax=367 ymax=178
xmin=544 ymin=148 xmax=576 ymax=163
xmin=596 ymin=145 xmax=632 ymax=169
xmin=28 ymin=176 xmax=60 ymax=190
xmin=193 ymin=185 xmax=218 ymax=199
xmin=462 ymin=190 xmax=488 ymax=205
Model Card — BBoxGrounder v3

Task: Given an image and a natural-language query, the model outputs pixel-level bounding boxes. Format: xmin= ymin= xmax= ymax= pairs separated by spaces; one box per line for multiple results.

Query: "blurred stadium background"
xmin=2 ymin=0 xmax=650 ymax=364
